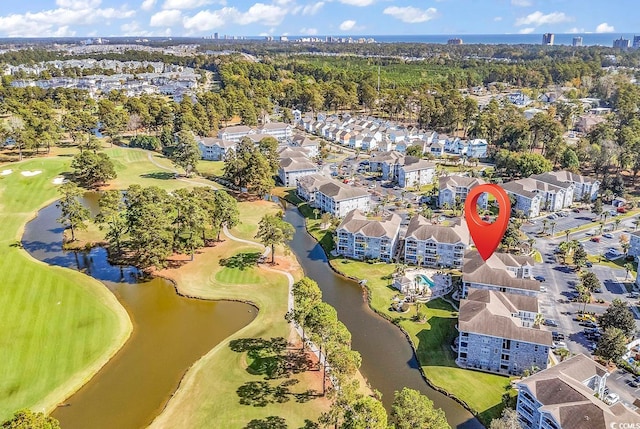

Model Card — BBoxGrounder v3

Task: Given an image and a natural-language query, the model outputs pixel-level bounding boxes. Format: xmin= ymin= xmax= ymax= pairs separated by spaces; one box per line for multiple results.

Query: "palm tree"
xmin=565 ymin=229 xmax=571 ymax=242
xmin=541 ymin=219 xmax=548 ymax=235
xmin=313 ymin=208 xmax=320 ymax=220
xmin=417 ymin=254 xmax=423 ymax=267
xmin=624 ymin=262 xmax=634 ymax=280
xmin=614 ymin=218 xmax=621 ymax=230
xmin=550 ymin=221 xmax=557 ymax=235
xmin=527 ymin=237 xmax=536 ymax=252
xmin=599 ymin=222 xmax=604 ymax=235
xmin=633 ymin=219 xmax=640 ymax=231
xmin=534 ymin=313 xmax=545 ymax=327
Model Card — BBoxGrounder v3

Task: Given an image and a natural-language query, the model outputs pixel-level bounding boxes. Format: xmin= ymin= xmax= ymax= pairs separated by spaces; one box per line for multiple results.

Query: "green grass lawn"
xmin=290 ymin=194 xmax=512 ymax=426
xmin=230 ymin=200 xmax=282 ymax=242
xmin=196 ymin=160 xmax=225 ymax=178
xmin=0 ymin=158 xmax=130 ymax=421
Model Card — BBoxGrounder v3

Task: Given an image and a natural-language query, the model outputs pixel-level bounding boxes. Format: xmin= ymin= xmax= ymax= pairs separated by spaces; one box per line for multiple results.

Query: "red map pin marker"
xmin=464 ymin=183 xmax=511 ymax=261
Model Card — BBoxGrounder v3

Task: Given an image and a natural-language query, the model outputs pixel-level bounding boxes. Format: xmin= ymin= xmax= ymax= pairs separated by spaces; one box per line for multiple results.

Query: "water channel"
xmin=284 ymin=206 xmax=483 ymax=429
xmin=22 ymin=199 xmax=256 ymax=429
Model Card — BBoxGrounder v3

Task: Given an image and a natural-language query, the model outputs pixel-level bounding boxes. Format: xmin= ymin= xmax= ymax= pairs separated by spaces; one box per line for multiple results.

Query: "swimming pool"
xmin=417 ymin=274 xmax=435 ymax=288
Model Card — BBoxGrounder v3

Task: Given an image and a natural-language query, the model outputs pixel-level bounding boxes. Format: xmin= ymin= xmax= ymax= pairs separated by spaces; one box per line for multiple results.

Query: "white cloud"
xmin=150 ymin=9 xmax=182 ymax=26
xmin=515 ymin=11 xmax=571 ymax=26
xmin=237 ymin=3 xmax=288 ymax=26
xmin=595 ymin=22 xmax=614 ymax=33
xmin=511 ymin=0 xmax=532 ymax=6
xmin=0 ymin=1 xmax=135 ymax=37
xmin=518 ymin=27 xmax=535 ymax=34
xmin=162 ymin=0 xmax=217 ymax=10
xmin=56 ymin=0 xmax=101 ymax=8
xmin=338 ymin=0 xmax=374 ymax=6
xmin=302 ymin=2 xmax=324 ymax=15
xmin=494 ymin=16 xmax=503 ymax=22
xmin=383 ymin=6 xmax=437 ymax=24
xmin=339 ymin=19 xmax=356 ymax=31
xmin=300 ymin=27 xmax=317 ymax=35
xmin=182 ymin=7 xmax=238 ymax=31
xmin=141 ymin=0 xmax=156 ymax=11
xmin=566 ymin=27 xmax=584 ymax=33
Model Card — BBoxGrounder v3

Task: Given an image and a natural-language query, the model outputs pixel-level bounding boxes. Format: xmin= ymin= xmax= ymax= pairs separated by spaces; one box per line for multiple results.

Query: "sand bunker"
xmin=1 ymin=169 xmax=12 ymax=176
xmin=52 ymin=177 xmax=65 ymax=185
xmin=21 ymin=170 xmax=42 ymax=177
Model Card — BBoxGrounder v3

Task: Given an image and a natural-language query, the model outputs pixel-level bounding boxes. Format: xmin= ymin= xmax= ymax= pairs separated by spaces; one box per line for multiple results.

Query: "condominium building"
xmin=542 ymin=170 xmax=600 ymax=202
xmin=217 ymin=125 xmax=255 ymax=142
xmin=403 ymin=216 xmax=469 ymax=268
xmin=542 ymin=33 xmax=555 ymax=46
xmin=197 ymin=137 xmax=236 ymax=161
xmin=336 ymin=210 xmax=401 ymax=262
xmin=397 ymin=158 xmax=436 ymax=189
xmin=516 ymin=354 xmax=640 ymax=429
xmin=259 ymin=122 xmax=293 ymax=142
xmin=438 ymin=175 xmax=487 ymax=209
xmin=462 ymin=251 xmax=539 ymax=297
xmin=278 ymin=157 xmax=318 ymax=187
xmin=297 ymin=174 xmax=370 ymax=217
xmin=457 ymin=288 xmax=551 ymax=376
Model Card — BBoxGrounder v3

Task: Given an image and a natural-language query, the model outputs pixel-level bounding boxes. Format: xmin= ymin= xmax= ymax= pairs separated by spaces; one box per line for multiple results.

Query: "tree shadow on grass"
xmin=230 ymin=337 xmax=315 ymax=380
xmin=237 ymin=380 xmax=293 ymax=407
xmin=140 ymin=171 xmax=175 ymax=180
xmin=244 ymin=416 xmax=288 ymax=429
xmin=220 ymin=252 xmax=262 ymax=270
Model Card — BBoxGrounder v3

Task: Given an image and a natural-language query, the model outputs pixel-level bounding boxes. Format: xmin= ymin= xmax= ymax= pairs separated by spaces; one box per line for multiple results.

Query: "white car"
xmin=552 ymin=341 xmax=567 ymax=349
xmin=604 ymin=392 xmax=620 ymax=405
xmin=603 ymin=233 xmax=614 ymax=239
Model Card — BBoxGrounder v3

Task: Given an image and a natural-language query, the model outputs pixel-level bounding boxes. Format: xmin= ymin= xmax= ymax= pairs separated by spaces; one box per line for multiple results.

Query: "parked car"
xmin=586 ymin=262 xmax=593 ymax=268
xmin=552 ymin=332 xmax=565 ymax=340
xmin=540 ymin=286 xmax=547 ymax=293
xmin=552 ymin=341 xmax=567 ymax=349
xmin=585 ymin=231 xmax=595 ymax=236
xmin=628 ymin=379 xmax=640 ymax=388
xmin=544 ymin=319 xmax=558 ymax=327
xmin=603 ymin=233 xmax=614 ymax=239
xmin=581 ymin=321 xmax=598 ymax=329
xmin=534 ymin=275 xmax=546 ymax=282
xmin=617 ymin=207 xmax=627 ymax=213
xmin=573 ymin=208 xmax=581 ymax=213
xmin=604 ymin=392 xmax=620 ymax=405
xmin=590 ymin=237 xmax=600 ymax=242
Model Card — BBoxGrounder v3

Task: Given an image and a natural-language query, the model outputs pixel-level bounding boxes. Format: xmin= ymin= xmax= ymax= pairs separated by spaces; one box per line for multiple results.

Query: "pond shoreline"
xmin=284 ymin=198 xmax=486 ymax=427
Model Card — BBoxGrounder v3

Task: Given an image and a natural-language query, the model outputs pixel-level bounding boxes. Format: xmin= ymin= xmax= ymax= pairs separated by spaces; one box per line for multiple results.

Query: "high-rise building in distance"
xmin=572 ymin=36 xmax=583 ymax=47
xmin=542 ymin=33 xmax=554 ymax=46
xmin=613 ymin=37 xmax=630 ymax=49
xmin=447 ymin=38 xmax=463 ymax=45
xmin=633 ymin=35 xmax=640 ymax=49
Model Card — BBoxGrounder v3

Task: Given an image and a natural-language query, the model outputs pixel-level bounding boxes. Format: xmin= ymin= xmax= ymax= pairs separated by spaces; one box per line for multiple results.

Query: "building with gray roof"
xmin=336 ymin=210 xmax=401 ymax=261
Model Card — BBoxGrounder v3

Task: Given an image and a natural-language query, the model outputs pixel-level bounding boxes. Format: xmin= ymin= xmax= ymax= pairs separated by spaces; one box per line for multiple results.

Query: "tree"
xmin=560 ymin=148 xmax=580 ymax=172
xmin=172 ymin=188 xmax=208 ymax=259
xmin=620 ymin=234 xmax=631 ymax=255
xmin=255 ymin=214 xmax=295 ymax=264
xmin=405 ymin=145 xmax=422 ymax=158
xmin=95 ymin=190 xmax=126 ymax=252
xmin=70 ymin=150 xmax=117 ymax=187
xmin=287 ymin=277 xmax=322 ymax=346
xmin=624 ymin=262 xmax=634 ymax=280
xmin=389 ymin=388 xmax=450 ymax=429
xmin=1 ymin=409 xmax=60 ymax=429
xmin=98 ymin=99 xmax=129 ymax=146
xmin=573 ymin=246 xmax=588 ymax=271
xmin=244 ymin=416 xmax=288 ymax=429
xmin=592 ymin=197 xmax=603 ymax=216
xmin=124 ymin=185 xmax=175 ymax=269
xmin=489 ymin=408 xmax=521 ymax=429
xmin=596 ymin=327 xmax=628 ymax=364
xmin=341 ymin=395 xmax=387 ymax=429
xmin=169 ymin=130 xmax=200 ymax=176
xmin=213 ymin=190 xmax=240 ymax=240
xmin=57 ymin=182 xmax=90 ymax=241
xmin=598 ymin=299 xmax=636 ymax=337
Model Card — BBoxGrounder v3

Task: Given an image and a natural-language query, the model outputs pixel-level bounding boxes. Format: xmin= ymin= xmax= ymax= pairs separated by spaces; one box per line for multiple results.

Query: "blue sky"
xmin=0 ymin=0 xmax=635 ymax=38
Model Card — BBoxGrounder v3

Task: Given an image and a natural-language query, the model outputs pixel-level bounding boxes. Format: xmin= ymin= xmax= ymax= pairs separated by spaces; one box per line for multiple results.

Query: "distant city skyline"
xmin=0 ymin=0 xmax=637 ymax=38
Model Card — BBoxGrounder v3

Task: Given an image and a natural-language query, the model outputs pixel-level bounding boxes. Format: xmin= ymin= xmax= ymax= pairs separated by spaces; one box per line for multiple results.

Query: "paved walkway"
xmin=222 ymin=225 xmax=325 ymax=367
